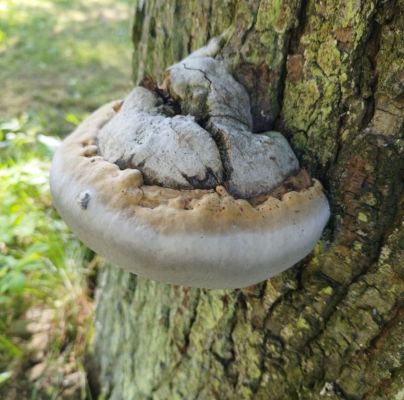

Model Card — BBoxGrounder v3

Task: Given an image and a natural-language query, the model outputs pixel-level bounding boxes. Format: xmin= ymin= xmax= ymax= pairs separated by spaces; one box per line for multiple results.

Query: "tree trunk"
xmin=89 ymin=1 xmax=403 ymax=399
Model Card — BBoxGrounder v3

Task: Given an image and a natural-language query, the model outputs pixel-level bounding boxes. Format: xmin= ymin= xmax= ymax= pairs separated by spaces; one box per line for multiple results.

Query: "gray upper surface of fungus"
xmin=98 ymin=44 xmax=299 ymax=198
xmin=98 ymin=87 xmax=223 ymax=189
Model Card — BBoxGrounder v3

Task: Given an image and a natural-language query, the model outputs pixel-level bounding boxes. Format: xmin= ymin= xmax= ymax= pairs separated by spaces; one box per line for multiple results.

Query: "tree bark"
xmin=89 ymin=1 xmax=403 ymax=399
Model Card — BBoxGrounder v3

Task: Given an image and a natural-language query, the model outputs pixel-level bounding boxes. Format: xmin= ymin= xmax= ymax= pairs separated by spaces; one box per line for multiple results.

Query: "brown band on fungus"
xmin=63 ymin=102 xmax=326 ymax=234
xmin=250 ymin=169 xmax=313 ymax=206
xmin=112 ymin=101 xmax=123 ymax=113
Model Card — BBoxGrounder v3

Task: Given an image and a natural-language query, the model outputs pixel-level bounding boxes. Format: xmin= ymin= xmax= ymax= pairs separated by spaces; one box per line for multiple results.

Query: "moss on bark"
xmin=90 ymin=0 xmax=403 ymax=399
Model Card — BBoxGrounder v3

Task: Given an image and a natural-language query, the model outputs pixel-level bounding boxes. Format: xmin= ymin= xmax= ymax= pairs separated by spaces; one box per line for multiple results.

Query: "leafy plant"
xmin=0 ymin=1 xmax=132 ymax=397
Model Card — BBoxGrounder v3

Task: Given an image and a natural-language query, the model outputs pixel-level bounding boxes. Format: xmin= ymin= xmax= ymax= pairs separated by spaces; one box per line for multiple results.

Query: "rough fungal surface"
xmin=98 ymin=51 xmax=299 ymax=198
xmin=50 ymin=41 xmax=330 ymax=289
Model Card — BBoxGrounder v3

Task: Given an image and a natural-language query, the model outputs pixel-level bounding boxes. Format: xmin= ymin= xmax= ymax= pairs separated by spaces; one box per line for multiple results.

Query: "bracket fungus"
xmin=50 ymin=41 xmax=330 ymax=289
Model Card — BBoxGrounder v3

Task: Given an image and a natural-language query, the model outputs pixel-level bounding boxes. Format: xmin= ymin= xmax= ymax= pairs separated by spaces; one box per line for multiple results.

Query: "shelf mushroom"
xmin=50 ymin=43 xmax=330 ymax=289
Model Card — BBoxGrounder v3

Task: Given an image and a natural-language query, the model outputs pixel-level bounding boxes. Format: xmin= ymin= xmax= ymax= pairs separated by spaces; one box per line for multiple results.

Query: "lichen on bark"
xmin=89 ymin=0 xmax=404 ymax=399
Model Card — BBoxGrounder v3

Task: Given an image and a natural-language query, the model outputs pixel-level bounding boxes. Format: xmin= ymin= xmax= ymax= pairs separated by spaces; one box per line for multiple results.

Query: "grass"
xmin=0 ymin=0 xmax=133 ymax=398
xmin=0 ymin=0 xmax=133 ymax=136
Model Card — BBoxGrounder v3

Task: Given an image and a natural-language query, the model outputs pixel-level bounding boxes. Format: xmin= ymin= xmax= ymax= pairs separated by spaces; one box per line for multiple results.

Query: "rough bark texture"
xmin=89 ymin=1 xmax=403 ymax=399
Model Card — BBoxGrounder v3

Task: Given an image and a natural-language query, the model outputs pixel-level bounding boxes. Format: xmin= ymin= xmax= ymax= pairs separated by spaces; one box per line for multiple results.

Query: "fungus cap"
xmin=50 ymin=103 xmax=330 ymax=289
xmin=50 ymin=42 xmax=330 ymax=289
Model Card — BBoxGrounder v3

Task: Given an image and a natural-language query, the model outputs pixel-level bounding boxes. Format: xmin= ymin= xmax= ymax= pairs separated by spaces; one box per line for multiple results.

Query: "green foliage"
xmin=0 ymin=114 xmax=86 ymax=368
xmin=0 ymin=0 xmax=133 ymax=397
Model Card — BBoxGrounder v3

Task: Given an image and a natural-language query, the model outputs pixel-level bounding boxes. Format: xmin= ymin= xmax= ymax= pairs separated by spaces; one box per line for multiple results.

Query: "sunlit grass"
xmin=0 ymin=0 xmax=133 ymax=397
xmin=0 ymin=114 xmax=94 ymax=398
xmin=0 ymin=0 xmax=132 ymax=136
